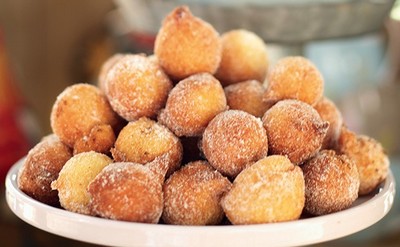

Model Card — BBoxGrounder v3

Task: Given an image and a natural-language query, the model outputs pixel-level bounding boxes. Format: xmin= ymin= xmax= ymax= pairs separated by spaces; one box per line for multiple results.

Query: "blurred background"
xmin=0 ymin=0 xmax=399 ymax=246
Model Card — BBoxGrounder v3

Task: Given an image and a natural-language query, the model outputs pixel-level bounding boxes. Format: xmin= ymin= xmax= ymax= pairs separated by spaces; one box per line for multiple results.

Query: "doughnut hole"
xmin=18 ymin=134 xmax=72 ymax=206
xmin=215 ymin=29 xmax=268 ymax=86
xmin=162 ymin=161 xmax=232 ymax=225
xmin=158 ymin=73 xmax=227 ymax=137
xmin=221 ymin=155 xmax=305 ymax=225
xmin=264 ymin=56 xmax=324 ymax=106
xmin=302 ymin=150 xmax=359 ymax=215
xmin=262 ymin=99 xmax=329 ymax=165
xmin=201 ymin=110 xmax=268 ymax=178
xmin=154 ymin=6 xmax=222 ymax=80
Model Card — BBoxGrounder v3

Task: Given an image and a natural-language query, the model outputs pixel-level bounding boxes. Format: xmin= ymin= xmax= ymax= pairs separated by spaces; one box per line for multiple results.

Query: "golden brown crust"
xmin=336 ymin=126 xmax=389 ymax=195
xmin=314 ymin=97 xmax=343 ymax=150
xmin=221 ymin=155 xmax=305 ymax=224
xmin=18 ymin=134 xmax=72 ymax=206
xmin=162 ymin=161 xmax=232 ymax=225
xmin=154 ymin=6 xmax=222 ymax=80
xmin=104 ymin=54 xmax=173 ymax=121
xmin=88 ymin=162 xmax=163 ymax=223
xmin=262 ymin=99 xmax=328 ymax=165
xmin=51 ymin=151 xmax=112 ymax=215
xmin=73 ymin=124 xmax=116 ymax=155
xmin=201 ymin=110 xmax=268 ymax=178
xmin=264 ymin=56 xmax=324 ymax=106
xmin=302 ymin=150 xmax=359 ymax=215
xmin=97 ymin=53 xmax=124 ymax=93
xmin=112 ymin=117 xmax=182 ymax=178
xmin=224 ymin=80 xmax=270 ymax=118
xmin=50 ymin=83 xmax=121 ymax=148
xmin=215 ymin=29 xmax=268 ymax=86
xmin=158 ymin=73 xmax=227 ymax=137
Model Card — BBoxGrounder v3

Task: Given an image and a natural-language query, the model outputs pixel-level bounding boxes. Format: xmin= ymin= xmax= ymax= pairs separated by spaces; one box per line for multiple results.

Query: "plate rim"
xmin=5 ymin=157 xmax=396 ymax=247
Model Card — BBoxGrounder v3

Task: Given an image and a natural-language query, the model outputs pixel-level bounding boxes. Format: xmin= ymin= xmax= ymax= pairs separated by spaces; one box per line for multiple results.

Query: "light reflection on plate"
xmin=5 ymin=158 xmax=395 ymax=247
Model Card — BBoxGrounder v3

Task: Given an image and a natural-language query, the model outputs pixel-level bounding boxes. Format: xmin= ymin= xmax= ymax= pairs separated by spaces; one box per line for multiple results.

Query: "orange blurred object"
xmin=0 ymin=29 xmax=30 ymax=182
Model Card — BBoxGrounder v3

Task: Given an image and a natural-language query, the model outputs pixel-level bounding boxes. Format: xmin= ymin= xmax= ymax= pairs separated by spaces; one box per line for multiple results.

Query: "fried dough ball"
xmin=224 ymin=80 xmax=270 ymax=117
xmin=51 ymin=151 xmax=112 ymax=215
xmin=162 ymin=161 xmax=232 ymax=225
xmin=302 ymin=150 xmax=359 ymax=216
xmin=221 ymin=155 xmax=305 ymax=225
xmin=201 ymin=110 xmax=268 ymax=178
xmin=264 ymin=56 xmax=324 ymax=106
xmin=262 ymin=99 xmax=329 ymax=165
xmin=73 ymin=124 xmax=116 ymax=155
xmin=154 ymin=6 xmax=222 ymax=80
xmin=314 ymin=97 xmax=343 ymax=150
xmin=336 ymin=127 xmax=389 ymax=195
xmin=105 ymin=54 xmax=173 ymax=121
xmin=215 ymin=29 xmax=268 ymax=86
xmin=112 ymin=117 xmax=182 ymax=177
xmin=88 ymin=162 xmax=163 ymax=223
xmin=50 ymin=83 xmax=121 ymax=149
xmin=98 ymin=53 xmax=124 ymax=93
xmin=158 ymin=73 xmax=227 ymax=137
xmin=18 ymin=134 xmax=72 ymax=206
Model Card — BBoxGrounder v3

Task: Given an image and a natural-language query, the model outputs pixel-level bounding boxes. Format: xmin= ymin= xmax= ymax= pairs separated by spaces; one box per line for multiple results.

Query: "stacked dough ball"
xmin=18 ymin=6 xmax=389 ymax=226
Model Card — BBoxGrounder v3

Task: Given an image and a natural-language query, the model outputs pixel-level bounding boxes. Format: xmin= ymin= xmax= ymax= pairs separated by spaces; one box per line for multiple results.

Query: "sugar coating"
xmin=98 ymin=53 xmax=124 ymax=93
xmin=50 ymin=83 xmax=121 ymax=148
xmin=73 ymin=124 xmax=116 ymax=155
xmin=264 ymin=56 xmax=324 ymax=106
xmin=105 ymin=54 xmax=173 ymax=121
xmin=302 ymin=150 xmax=360 ymax=215
xmin=215 ymin=29 xmax=268 ymax=86
xmin=162 ymin=161 xmax=232 ymax=225
xmin=314 ymin=97 xmax=343 ymax=150
xmin=51 ymin=151 xmax=112 ymax=215
xmin=221 ymin=155 xmax=305 ymax=225
xmin=201 ymin=110 xmax=268 ymax=178
xmin=154 ymin=6 xmax=222 ymax=80
xmin=224 ymin=80 xmax=270 ymax=117
xmin=112 ymin=117 xmax=182 ymax=177
xmin=88 ymin=162 xmax=163 ymax=223
xmin=18 ymin=134 xmax=72 ymax=206
xmin=336 ymin=127 xmax=389 ymax=195
xmin=158 ymin=73 xmax=227 ymax=137
xmin=262 ymin=99 xmax=329 ymax=165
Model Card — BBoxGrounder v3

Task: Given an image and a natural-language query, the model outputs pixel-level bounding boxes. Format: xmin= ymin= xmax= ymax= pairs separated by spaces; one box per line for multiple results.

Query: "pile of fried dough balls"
xmin=18 ymin=6 xmax=389 ymax=225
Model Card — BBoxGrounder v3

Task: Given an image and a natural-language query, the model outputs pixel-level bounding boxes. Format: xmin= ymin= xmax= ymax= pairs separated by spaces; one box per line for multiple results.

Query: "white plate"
xmin=5 ymin=158 xmax=396 ymax=247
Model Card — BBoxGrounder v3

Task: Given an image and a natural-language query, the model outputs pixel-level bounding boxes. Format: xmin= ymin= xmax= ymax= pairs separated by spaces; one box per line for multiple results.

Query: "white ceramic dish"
xmin=5 ymin=158 xmax=395 ymax=247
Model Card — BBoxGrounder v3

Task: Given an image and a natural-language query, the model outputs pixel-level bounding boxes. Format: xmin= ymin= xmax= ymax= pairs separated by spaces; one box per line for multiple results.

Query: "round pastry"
xmin=51 ymin=151 xmax=112 ymax=215
xmin=97 ymin=53 xmax=124 ymax=93
xmin=215 ymin=29 xmax=268 ymax=86
xmin=158 ymin=73 xmax=227 ymax=137
xmin=314 ymin=97 xmax=343 ymax=149
xmin=88 ymin=162 xmax=163 ymax=223
xmin=264 ymin=56 xmax=324 ymax=106
xmin=154 ymin=6 xmax=222 ymax=80
xmin=336 ymin=126 xmax=389 ymax=195
xmin=104 ymin=54 xmax=173 ymax=121
xmin=221 ymin=155 xmax=305 ymax=225
xmin=50 ymin=83 xmax=121 ymax=149
xmin=18 ymin=134 xmax=72 ymax=206
xmin=111 ymin=117 xmax=182 ymax=177
xmin=224 ymin=80 xmax=270 ymax=118
xmin=302 ymin=150 xmax=360 ymax=215
xmin=162 ymin=161 xmax=232 ymax=225
xmin=201 ymin=110 xmax=268 ymax=177
xmin=262 ymin=99 xmax=329 ymax=165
